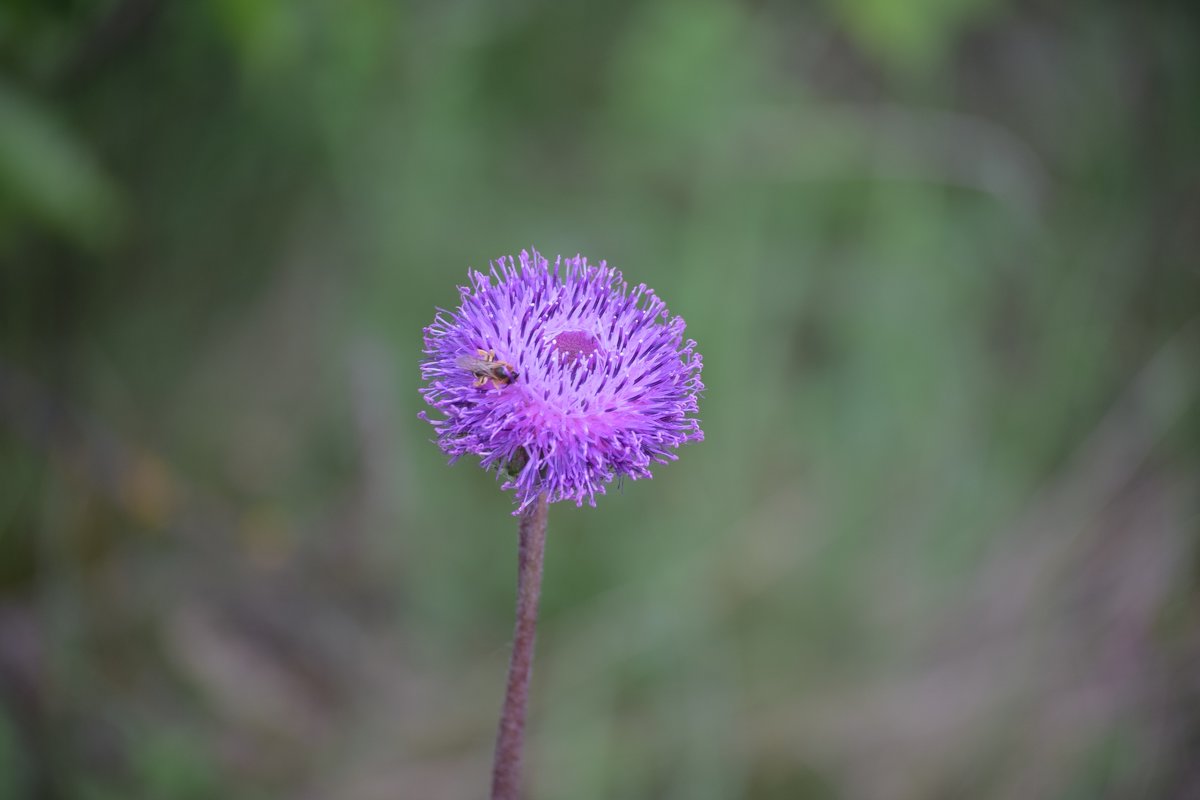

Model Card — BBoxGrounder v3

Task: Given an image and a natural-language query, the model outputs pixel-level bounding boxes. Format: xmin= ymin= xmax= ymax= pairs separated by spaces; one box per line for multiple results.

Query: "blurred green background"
xmin=1 ymin=1 xmax=1199 ymax=798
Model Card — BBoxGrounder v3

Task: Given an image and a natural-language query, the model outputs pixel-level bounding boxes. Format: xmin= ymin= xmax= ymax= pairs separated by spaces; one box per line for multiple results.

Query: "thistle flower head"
xmin=420 ymin=249 xmax=704 ymax=512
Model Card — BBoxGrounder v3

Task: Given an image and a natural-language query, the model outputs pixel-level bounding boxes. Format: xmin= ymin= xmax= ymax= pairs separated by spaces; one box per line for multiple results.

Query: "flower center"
xmin=552 ymin=330 xmax=599 ymax=365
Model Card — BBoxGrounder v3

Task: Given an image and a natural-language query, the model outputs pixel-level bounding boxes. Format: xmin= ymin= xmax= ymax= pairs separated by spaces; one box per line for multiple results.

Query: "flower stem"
xmin=490 ymin=494 xmax=549 ymax=800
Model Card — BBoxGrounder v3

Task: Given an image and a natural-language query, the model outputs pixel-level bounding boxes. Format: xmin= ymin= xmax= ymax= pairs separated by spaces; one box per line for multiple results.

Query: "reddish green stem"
xmin=490 ymin=494 xmax=549 ymax=800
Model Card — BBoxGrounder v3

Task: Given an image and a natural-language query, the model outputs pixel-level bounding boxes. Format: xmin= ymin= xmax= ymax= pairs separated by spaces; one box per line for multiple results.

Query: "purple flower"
xmin=420 ymin=249 xmax=704 ymax=512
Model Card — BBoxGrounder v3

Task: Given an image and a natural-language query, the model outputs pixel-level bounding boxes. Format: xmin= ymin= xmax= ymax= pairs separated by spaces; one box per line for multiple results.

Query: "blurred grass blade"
xmin=0 ymin=80 xmax=125 ymax=251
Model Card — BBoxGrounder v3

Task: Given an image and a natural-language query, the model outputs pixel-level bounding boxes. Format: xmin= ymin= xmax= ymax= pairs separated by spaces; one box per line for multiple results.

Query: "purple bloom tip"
xmin=420 ymin=249 xmax=704 ymax=512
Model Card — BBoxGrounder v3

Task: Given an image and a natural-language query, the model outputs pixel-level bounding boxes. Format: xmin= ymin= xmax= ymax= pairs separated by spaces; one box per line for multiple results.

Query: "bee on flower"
xmin=456 ymin=348 xmax=520 ymax=390
xmin=419 ymin=249 xmax=704 ymax=512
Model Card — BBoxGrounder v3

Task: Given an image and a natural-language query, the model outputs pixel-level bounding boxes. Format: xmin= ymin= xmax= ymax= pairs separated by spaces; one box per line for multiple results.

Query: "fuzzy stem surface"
xmin=490 ymin=494 xmax=549 ymax=800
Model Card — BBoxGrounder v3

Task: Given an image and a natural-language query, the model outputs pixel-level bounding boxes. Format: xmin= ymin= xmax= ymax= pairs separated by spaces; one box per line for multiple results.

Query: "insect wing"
xmin=456 ymin=355 xmax=490 ymax=371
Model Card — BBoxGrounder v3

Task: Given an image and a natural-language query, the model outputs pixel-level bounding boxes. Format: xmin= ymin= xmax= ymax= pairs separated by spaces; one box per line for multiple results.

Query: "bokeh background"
xmin=2 ymin=1 xmax=1199 ymax=798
